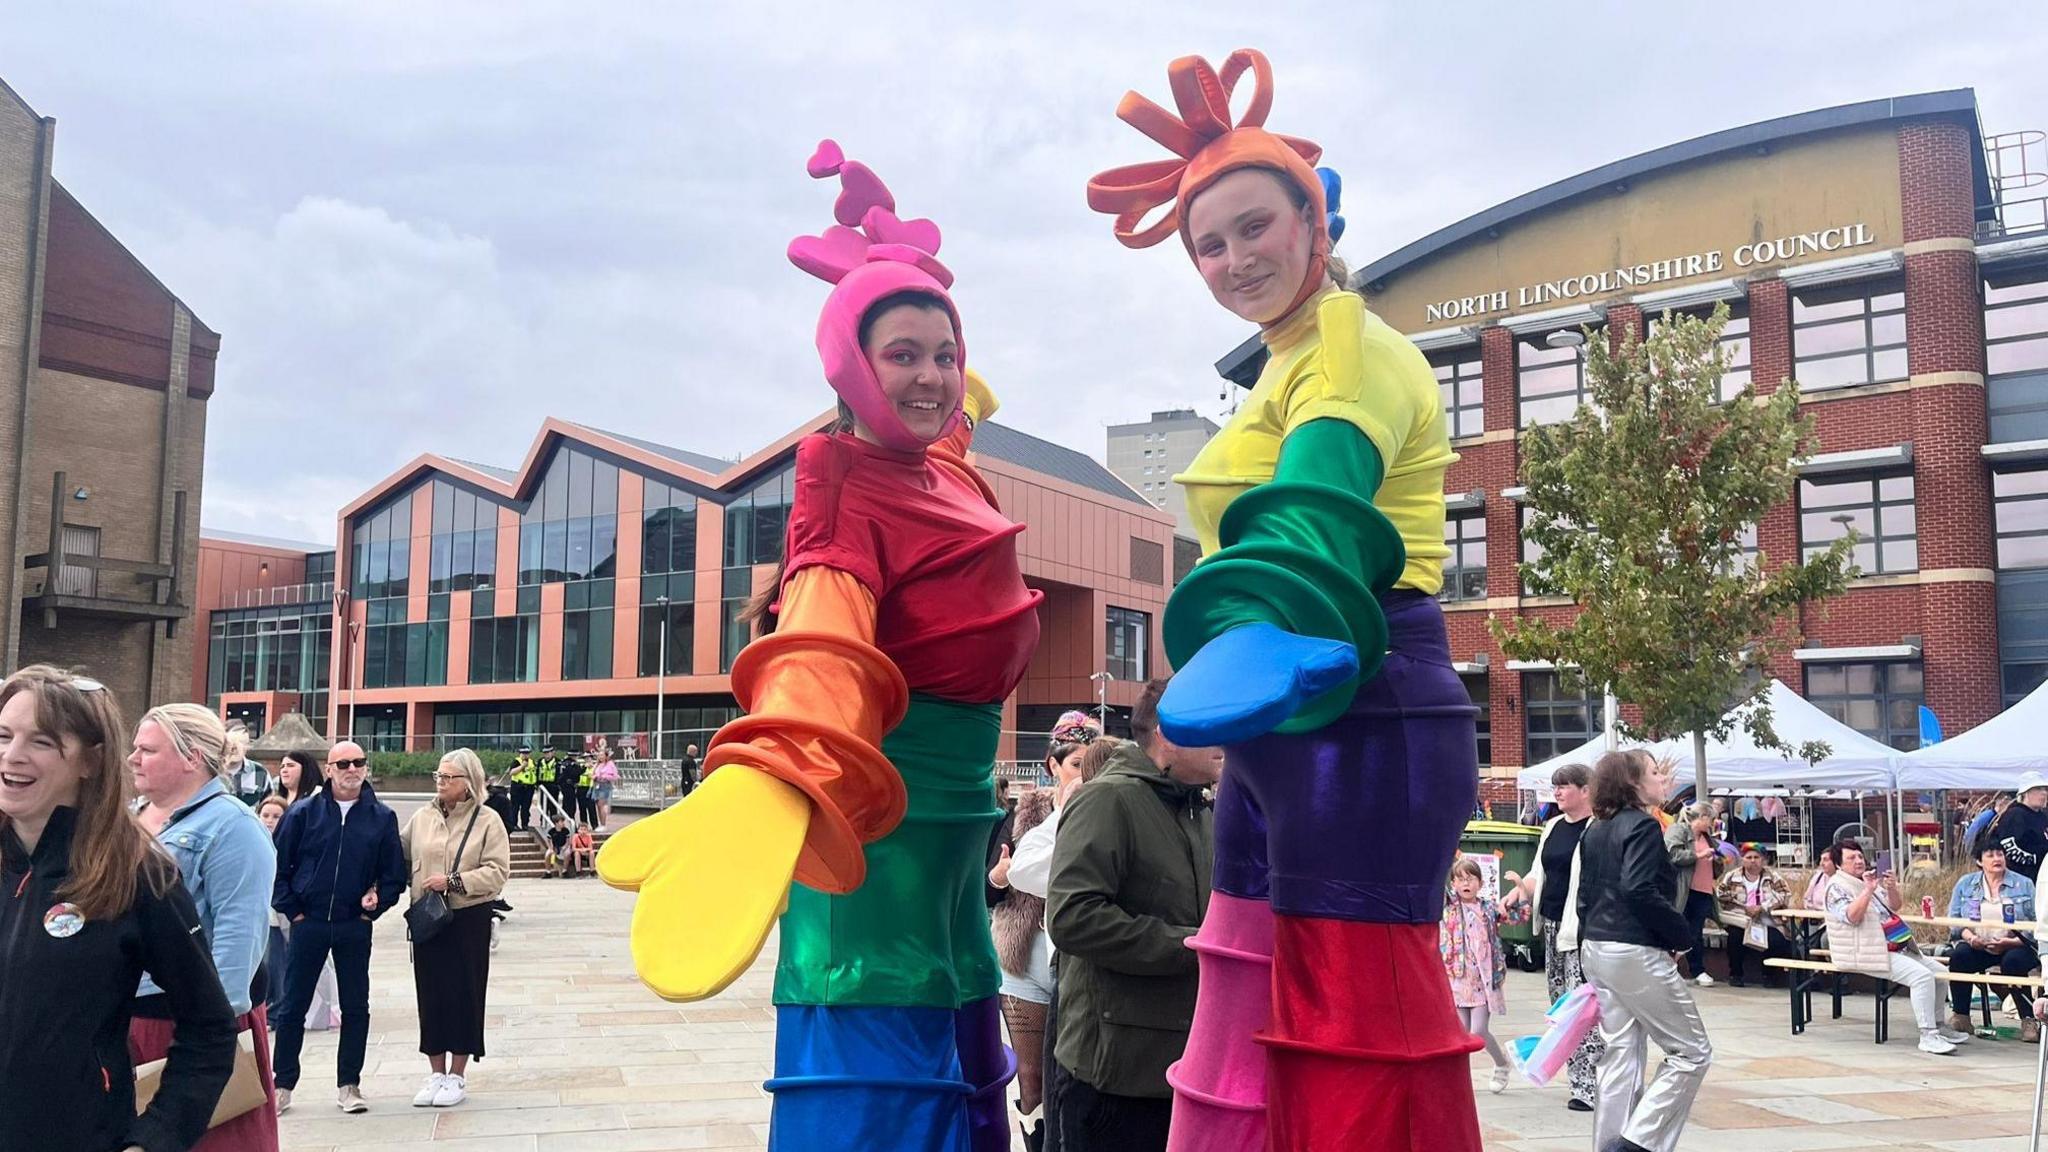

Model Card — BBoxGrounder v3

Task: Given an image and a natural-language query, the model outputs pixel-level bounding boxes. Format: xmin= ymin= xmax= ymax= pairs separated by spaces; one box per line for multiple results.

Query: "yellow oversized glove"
xmin=597 ymin=764 xmax=810 ymax=1001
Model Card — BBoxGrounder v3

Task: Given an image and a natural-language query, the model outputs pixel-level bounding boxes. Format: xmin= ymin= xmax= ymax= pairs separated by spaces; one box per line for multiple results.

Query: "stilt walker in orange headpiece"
xmin=1088 ymin=50 xmax=1484 ymax=1151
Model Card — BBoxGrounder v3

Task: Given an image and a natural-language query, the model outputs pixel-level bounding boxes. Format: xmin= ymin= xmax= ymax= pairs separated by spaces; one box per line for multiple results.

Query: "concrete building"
xmin=1219 ymin=89 xmax=2046 ymax=798
xmin=193 ymin=415 xmax=1176 ymax=769
xmin=0 ymin=77 xmax=215 ymax=722
xmin=1107 ymin=408 xmax=1218 ymax=537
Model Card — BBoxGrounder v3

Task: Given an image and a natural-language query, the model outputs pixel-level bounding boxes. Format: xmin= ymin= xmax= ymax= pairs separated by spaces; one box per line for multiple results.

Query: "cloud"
xmin=6 ymin=2 xmax=2046 ymax=547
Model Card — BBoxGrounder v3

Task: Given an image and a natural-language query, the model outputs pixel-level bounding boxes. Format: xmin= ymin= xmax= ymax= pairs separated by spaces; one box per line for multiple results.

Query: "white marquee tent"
xmin=1515 ymin=679 xmax=1900 ymax=800
xmin=1896 ymin=679 xmax=2048 ymax=789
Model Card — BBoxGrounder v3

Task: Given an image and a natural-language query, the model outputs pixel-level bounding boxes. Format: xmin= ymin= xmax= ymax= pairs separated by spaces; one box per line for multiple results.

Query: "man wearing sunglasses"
xmin=268 ymin=740 xmax=406 ymax=1115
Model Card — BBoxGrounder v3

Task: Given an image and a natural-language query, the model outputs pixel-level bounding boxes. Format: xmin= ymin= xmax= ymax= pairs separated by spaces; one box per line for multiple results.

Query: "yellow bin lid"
xmin=1464 ymin=819 xmax=1540 ymax=839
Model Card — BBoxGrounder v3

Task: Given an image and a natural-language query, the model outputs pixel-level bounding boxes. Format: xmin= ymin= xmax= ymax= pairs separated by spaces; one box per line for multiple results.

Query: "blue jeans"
xmin=271 ymin=918 xmax=374 ymax=1090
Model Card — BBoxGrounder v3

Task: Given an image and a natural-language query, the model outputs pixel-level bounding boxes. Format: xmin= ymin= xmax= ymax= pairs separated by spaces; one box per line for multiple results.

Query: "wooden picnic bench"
xmin=1763 ymin=956 xmax=2042 ymax=1042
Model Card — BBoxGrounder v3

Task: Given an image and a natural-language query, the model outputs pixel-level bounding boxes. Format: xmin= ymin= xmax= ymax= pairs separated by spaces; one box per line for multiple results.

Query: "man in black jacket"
xmin=269 ymin=740 xmax=407 ymax=1115
xmin=1990 ymin=773 xmax=2048 ymax=883
xmin=1047 ymin=680 xmax=1217 ymax=1152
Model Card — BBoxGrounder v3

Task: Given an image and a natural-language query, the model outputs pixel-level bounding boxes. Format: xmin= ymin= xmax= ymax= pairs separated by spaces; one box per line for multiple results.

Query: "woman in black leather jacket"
xmin=1576 ymin=750 xmax=1711 ymax=1152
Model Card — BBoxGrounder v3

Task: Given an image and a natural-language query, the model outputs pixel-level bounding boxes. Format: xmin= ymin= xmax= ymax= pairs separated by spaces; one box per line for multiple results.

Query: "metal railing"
xmin=219 ymin=581 xmax=335 ymax=612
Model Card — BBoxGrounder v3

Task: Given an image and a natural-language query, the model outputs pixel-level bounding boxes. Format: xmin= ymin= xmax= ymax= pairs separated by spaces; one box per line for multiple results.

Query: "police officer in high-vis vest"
xmin=575 ymin=755 xmax=598 ymax=828
xmin=538 ymin=747 xmax=560 ymax=821
xmin=510 ymin=745 xmax=538 ymax=832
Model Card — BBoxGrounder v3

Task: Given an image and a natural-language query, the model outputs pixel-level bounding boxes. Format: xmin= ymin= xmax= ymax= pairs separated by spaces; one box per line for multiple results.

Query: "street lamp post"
xmin=346 ymin=618 xmax=361 ymax=741
xmin=1090 ymin=671 xmax=1114 ymax=733
xmin=655 ymin=594 xmax=670 ymax=761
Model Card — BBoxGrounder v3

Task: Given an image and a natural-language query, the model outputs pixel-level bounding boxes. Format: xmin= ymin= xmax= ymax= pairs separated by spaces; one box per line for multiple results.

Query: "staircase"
xmin=509 ymin=827 xmax=617 ymax=879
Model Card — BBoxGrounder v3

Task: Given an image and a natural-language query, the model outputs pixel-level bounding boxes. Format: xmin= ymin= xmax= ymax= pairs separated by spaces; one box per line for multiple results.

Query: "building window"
xmin=206 ymin=602 xmax=332 ymax=729
xmin=349 ymin=706 xmax=406 ymax=753
xmin=1440 ymin=512 xmax=1487 ymax=603
xmin=1105 ymin=606 xmax=1151 ymax=682
xmin=1799 ymin=472 xmax=1916 ymax=575
xmin=1523 ymin=671 xmax=1603 ymax=765
xmin=518 ymin=446 xmax=619 ymax=584
xmin=349 ymin=491 xmax=412 ymax=600
xmin=1987 ymin=269 xmax=2048 ymax=443
xmin=643 ymin=477 xmax=699 ymax=576
xmin=1792 ymin=278 xmax=1906 ymax=391
xmin=1806 ymin=661 xmax=1923 ymax=750
xmin=427 ymin=480 xmax=499 ymax=595
xmin=639 ymin=572 xmax=696 ymax=676
xmin=1996 ymin=468 xmax=2048 ymax=570
xmin=2009 ymin=662 xmax=2048 ymax=708
xmin=1461 ymin=671 xmax=1491 ymax=767
xmin=468 ymin=585 xmax=540 ymax=685
xmin=720 ymin=567 xmax=756 ymax=674
xmin=722 ymin=463 xmax=795 ymax=569
xmin=1432 ymin=348 xmax=1484 ymax=439
xmin=1517 ymin=333 xmax=1593 ymax=427
xmin=560 ymin=579 xmax=615 ymax=681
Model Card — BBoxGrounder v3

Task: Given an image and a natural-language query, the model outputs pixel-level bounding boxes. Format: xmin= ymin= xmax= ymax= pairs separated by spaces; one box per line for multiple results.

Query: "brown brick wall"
xmin=1898 ymin=121 xmax=1977 ymax=244
xmin=1747 ymin=278 xmax=1792 ymax=395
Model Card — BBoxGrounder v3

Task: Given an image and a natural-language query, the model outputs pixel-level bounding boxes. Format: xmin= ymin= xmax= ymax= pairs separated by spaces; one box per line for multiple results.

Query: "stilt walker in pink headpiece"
xmin=1087 ymin=49 xmax=1485 ymax=1151
xmin=601 ymin=141 xmax=1040 ymax=1151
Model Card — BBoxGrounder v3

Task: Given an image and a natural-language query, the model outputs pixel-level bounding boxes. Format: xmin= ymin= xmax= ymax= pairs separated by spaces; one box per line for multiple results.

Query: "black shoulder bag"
xmin=405 ymin=806 xmax=480 ymax=944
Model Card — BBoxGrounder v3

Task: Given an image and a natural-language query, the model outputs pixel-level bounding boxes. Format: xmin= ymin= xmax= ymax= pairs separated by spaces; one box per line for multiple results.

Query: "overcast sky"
xmin=11 ymin=2 xmax=2048 ymax=545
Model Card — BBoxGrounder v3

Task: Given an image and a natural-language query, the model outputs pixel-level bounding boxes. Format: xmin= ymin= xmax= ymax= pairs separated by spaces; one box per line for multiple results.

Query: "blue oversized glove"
xmin=1157 ymin=622 xmax=1358 ymax=748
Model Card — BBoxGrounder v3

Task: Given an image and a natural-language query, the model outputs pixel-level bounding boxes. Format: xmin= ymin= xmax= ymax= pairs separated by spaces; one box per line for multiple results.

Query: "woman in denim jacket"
xmin=1945 ymin=841 xmax=2039 ymax=1042
xmin=133 ymin=703 xmax=283 ymax=1149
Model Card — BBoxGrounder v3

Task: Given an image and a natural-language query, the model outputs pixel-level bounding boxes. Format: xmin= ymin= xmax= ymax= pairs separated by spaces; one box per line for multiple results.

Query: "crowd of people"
xmin=0 ymin=664 xmax=512 ymax=1152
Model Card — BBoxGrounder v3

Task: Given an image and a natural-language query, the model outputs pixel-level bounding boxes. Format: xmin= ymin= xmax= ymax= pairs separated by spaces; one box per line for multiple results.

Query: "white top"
xmin=336 ymin=798 xmax=357 ymax=820
xmin=1008 ymin=808 xmax=1061 ymax=900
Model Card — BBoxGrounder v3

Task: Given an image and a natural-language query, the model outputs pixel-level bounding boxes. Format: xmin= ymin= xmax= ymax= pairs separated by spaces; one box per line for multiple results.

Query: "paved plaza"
xmin=279 ymin=878 xmax=2048 ymax=1151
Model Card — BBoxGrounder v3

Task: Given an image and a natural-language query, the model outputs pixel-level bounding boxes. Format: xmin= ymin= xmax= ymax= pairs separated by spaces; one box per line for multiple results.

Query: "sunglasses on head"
xmin=329 ymin=757 xmax=368 ymax=770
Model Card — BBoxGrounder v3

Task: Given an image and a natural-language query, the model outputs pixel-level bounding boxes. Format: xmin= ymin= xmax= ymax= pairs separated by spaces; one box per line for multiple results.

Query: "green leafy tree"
xmin=1490 ymin=304 xmax=1855 ymax=795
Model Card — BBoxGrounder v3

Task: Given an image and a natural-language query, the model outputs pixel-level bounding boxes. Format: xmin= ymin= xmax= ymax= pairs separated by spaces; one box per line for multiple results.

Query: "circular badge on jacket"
xmin=43 ymin=902 xmax=83 ymax=938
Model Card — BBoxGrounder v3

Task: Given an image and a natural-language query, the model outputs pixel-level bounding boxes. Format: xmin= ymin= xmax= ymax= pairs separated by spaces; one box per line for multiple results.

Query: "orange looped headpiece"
xmin=1086 ymin=48 xmax=1326 ymax=255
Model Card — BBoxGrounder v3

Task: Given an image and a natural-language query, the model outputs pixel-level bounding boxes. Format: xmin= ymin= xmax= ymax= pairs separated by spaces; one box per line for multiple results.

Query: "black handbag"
xmin=405 ymin=807 xmax=480 ymax=944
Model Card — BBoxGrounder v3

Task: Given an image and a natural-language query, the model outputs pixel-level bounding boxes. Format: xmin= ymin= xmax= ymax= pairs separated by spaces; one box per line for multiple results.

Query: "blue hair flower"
xmin=1317 ymin=166 xmax=1345 ymax=245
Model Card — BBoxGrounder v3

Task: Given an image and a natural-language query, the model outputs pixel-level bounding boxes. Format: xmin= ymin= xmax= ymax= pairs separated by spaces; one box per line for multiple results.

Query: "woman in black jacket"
xmin=0 ymin=666 xmax=236 ymax=1152
xmin=1576 ymin=749 xmax=1712 ymax=1152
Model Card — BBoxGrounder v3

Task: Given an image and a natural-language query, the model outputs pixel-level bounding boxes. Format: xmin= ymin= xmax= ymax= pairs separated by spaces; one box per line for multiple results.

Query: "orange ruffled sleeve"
xmin=701 ymin=565 xmax=909 ymax=894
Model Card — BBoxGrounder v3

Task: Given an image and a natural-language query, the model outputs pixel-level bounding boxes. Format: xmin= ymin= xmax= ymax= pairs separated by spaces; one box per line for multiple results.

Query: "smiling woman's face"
xmin=0 ymin=690 xmax=88 ymax=829
xmin=859 ymin=303 xmax=962 ymax=445
xmin=1186 ymin=168 xmax=1315 ymax=325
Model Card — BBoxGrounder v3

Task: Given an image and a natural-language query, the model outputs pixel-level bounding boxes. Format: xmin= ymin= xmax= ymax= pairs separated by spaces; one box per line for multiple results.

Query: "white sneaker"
xmin=1489 ymin=1065 xmax=1511 ymax=1094
xmin=337 ymin=1084 xmax=368 ymax=1113
xmin=1936 ymin=1026 xmax=1974 ymax=1044
xmin=431 ymin=1074 xmax=467 ymax=1107
xmin=1918 ymin=1032 xmax=1958 ymax=1055
xmin=275 ymin=1088 xmax=292 ymax=1116
xmin=412 ymin=1073 xmax=446 ymax=1107
xmin=1695 ymin=973 xmax=1715 ymax=988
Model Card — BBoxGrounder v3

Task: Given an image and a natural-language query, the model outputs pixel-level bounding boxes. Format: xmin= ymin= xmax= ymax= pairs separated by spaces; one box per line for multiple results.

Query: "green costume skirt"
xmin=774 ymin=694 xmax=1004 ymax=1009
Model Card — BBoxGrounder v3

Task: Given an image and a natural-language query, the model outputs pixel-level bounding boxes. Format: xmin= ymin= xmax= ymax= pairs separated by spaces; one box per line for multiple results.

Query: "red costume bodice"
xmin=779 ymin=431 xmax=1042 ymax=705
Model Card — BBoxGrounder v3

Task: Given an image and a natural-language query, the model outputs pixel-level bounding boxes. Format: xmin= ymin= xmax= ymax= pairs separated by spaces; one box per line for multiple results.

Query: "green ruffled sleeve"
xmin=1162 ymin=418 xmax=1405 ymax=732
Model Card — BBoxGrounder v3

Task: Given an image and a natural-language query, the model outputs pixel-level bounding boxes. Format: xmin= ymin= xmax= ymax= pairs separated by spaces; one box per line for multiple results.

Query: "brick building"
xmin=0 ymin=77 xmax=214 ymax=722
xmin=197 ymin=415 xmax=1175 ymax=768
xmin=1220 ymin=90 xmax=2047 ymax=799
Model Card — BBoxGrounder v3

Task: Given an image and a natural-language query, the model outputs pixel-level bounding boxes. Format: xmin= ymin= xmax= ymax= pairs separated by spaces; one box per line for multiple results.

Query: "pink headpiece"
xmin=787 ymin=140 xmax=965 ymax=452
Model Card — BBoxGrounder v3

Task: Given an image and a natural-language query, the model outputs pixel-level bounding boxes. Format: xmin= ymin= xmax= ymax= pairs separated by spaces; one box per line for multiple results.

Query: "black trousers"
xmin=1054 ymin=1068 xmax=1170 ymax=1152
xmin=1723 ymin=923 xmax=1795 ymax=985
xmin=1948 ymin=940 xmax=2040 ymax=1017
xmin=1682 ymin=890 xmax=1717 ymax=978
xmin=510 ymin=783 xmax=533 ymax=830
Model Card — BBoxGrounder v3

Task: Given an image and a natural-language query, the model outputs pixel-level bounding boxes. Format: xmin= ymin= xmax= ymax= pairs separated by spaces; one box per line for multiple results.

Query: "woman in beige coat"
xmin=400 ymin=748 xmax=511 ymax=1108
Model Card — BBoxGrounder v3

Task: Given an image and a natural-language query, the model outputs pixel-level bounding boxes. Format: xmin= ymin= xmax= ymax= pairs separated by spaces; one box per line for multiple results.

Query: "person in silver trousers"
xmin=1575 ymin=749 xmax=1711 ymax=1152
